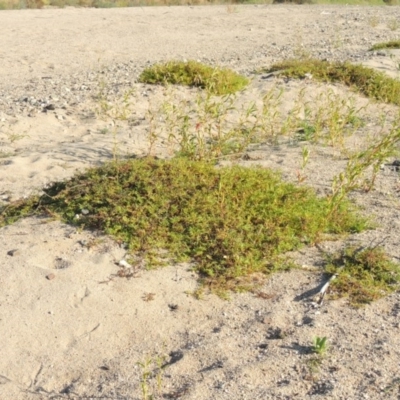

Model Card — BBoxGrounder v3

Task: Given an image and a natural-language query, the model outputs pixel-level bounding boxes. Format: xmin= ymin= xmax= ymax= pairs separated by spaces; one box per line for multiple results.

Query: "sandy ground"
xmin=1 ymin=5 xmax=400 ymax=400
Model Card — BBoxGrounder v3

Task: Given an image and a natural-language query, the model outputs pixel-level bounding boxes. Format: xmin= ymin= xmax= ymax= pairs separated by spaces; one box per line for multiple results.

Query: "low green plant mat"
xmin=139 ymin=60 xmax=249 ymax=95
xmin=370 ymin=40 xmax=400 ymax=51
xmin=264 ymin=59 xmax=400 ymax=106
xmin=325 ymin=246 xmax=400 ymax=307
xmin=0 ymin=158 xmax=368 ymax=290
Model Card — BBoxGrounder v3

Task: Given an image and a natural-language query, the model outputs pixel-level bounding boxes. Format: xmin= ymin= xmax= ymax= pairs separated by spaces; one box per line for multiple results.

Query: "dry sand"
xmin=1 ymin=5 xmax=400 ymax=400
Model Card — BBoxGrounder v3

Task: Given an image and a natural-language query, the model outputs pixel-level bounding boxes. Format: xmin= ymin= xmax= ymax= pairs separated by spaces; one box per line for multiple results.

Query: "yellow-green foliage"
xmin=326 ymin=246 xmax=400 ymax=307
xmin=370 ymin=40 xmax=400 ymax=50
xmin=0 ymin=158 xmax=367 ymax=289
xmin=265 ymin=59 xmax=400 ymax=106
xmin=139 ymin=61 xmax=249 ymax=95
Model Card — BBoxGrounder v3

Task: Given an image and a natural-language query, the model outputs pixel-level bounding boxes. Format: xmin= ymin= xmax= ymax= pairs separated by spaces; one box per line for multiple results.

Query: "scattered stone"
xmin=199 ymin=360 xmax=224 ymax=373
xmin=54 ymin=257 xmax=72 ymax=269
xmin=43 ymin=104 xmax=56 ymax=111
xmin=46 ymin=273 xmax=56 ymax=280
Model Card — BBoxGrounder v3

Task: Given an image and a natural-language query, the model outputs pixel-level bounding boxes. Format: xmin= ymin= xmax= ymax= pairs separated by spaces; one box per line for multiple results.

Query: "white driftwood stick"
xmin=314 ymin=266 xmax=344 ymax=305
xmin=118 ymin=259 xmax=132 ymax=269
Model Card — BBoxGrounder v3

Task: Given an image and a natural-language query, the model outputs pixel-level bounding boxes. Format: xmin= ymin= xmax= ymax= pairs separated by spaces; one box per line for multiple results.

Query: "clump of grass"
xmin=264 ymin=59 xmax=400 ymax=106
xmin=325 ymin=246 xmax=400 ymax=307
xmin=370 ymin=40 xmax=400 ymax=51
xmin=139 ymin=61 xmax=249 ymax=95
xmin=0 ymin=158 xmax=367 ymax=290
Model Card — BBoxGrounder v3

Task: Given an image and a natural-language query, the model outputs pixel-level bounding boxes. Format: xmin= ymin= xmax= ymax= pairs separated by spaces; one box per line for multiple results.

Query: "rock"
xmin=43 ymin=104 xmax=56 ymax=111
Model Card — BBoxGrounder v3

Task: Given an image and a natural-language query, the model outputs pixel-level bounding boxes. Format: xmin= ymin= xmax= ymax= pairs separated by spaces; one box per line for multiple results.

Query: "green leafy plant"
xmin=306 ymin=336 xmax=328 ymax=377
xmin=295 ymin=146 xmax=310 ymax=183
xmin=327 ymin=122 xmax=400 ymax=217
xmin=325 ymin=245 xmax=400 ymax=307
xmin=149 ymin=90 xmax=263 ymax=161
xmin=137 ymin=357 xmax=152 ymax=400
xmin=264 ymin=59 xmax=400 ymax=106
xmin=148 ymin=84 xmax=367 ymax=163
xmin=137 ymin=352 xmax=167 ymax=400
xmin=0 ymin=158 xmax=368 ymax=291
xmin=139 ymin=60 xmax=249 ymax=95
xmin=296 ymin=121 xmax=316 ymax=142
xmin=291 ymin=88 xmax=365 ymax=149
xmin=312 ymin=336 xmax=328 ymax=355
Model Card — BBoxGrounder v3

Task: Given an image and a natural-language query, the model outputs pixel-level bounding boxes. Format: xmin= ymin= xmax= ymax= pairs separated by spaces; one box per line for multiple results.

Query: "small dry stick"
xmin=313 ymin=238 xmax=390 ymax=305
xmin=314 ymin=266 xmax=344 ymax=305
xmin=99 ymin=258 xmax=141 ymax=284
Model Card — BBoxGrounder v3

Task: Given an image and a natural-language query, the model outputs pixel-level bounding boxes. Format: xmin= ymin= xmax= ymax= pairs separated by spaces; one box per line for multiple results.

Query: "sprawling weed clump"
xmin=139 ymin=61 xmax=249 ymax=95
xmin=325 ymin=246 xmax=400 ymax=307
xmin=265 ymin=59 xmax=400 ymax=106
xmin=0 ymin=158 xmax=367 ymax=288
xmin=370 ymin=40 xmax=400 ymax=51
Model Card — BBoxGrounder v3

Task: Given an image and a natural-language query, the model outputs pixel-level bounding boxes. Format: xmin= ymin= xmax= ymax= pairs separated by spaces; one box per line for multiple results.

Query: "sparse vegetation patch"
xmin=139 ymin=61 xmax=249 ymax=95
xmin=370 ymin=40 xmax=400 ymax=51
xmin=264 ymin=59 xmax=400 ymax=106
xmin=325 ymin=245 xmax=400 ymax=307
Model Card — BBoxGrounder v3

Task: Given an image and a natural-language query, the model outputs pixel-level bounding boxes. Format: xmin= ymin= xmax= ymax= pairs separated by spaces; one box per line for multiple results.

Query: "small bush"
xmin=264 ymin=59 xmax=400 ymax=106
xmin=0 ymin=158 xmax=367 ymax=290
xmin=139 ymin=61 xmax=249 ymax=95
xmin=325 ymin=246 xmax=400 ymax=307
